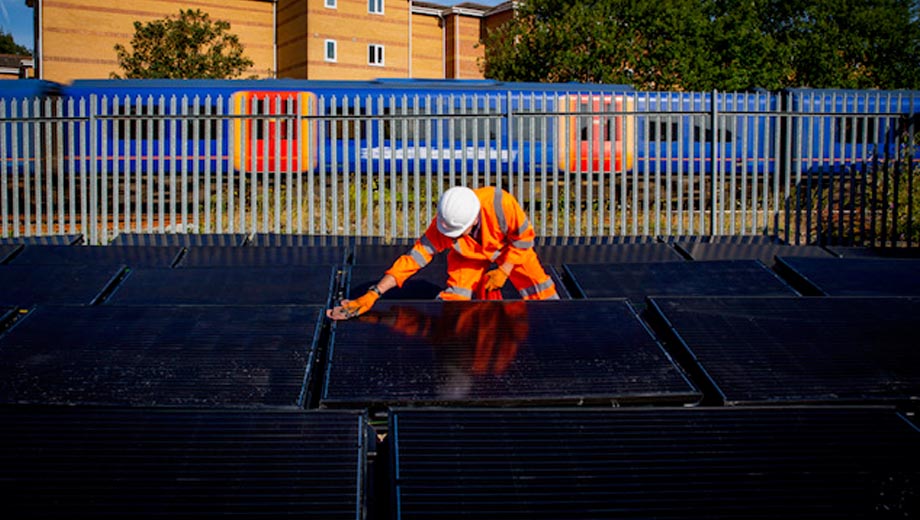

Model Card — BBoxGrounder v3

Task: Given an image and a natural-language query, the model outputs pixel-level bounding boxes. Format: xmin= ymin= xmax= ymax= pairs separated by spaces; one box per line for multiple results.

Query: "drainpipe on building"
xmin=408 ymin=1 xmax=413 ymax=78
xmin=272 ymin=0 xmax=277 ymax=77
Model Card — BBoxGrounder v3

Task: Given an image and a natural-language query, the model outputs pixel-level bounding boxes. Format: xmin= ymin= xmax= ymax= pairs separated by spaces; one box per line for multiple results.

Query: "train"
xmin=1 ymin=78 xmax=918 ymax=177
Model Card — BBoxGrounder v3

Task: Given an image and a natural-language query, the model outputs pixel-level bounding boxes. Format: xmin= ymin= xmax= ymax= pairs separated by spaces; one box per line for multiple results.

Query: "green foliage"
xmin=0 ymin=29 xmax=30 ymax=55
xmin=482 ymin=0 xmax=920 ymax=91
xmin=113 ymin=9 xmax=254 ymax=79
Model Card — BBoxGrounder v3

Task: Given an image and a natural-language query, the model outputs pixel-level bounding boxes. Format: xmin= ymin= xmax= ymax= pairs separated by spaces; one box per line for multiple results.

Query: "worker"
xmin=326 ymin=185 xmax=558 ymax=320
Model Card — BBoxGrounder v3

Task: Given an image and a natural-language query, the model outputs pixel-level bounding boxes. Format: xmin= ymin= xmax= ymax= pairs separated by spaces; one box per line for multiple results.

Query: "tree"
xmin=0 ymin=29 xmax=30 ymax=55
xmin=113 ymin=9 xmax=254 ymax=79
xmin=481 ymin=0 xmax=920 ymax=90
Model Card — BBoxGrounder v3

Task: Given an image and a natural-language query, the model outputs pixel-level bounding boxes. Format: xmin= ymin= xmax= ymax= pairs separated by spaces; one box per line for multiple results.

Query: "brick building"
xmin=25 ymin=0 xmax=514 ymax=83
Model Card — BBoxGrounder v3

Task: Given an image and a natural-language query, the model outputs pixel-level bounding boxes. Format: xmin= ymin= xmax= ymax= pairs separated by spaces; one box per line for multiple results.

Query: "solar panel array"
xmin=0 ymin=233 xmax=917 ymax=518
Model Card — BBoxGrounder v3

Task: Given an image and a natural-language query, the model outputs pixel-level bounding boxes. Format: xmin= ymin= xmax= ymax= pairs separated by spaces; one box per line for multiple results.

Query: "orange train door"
xmin=557 ymin=94 xmax=634 ymax=172
xmin=232 ymin=91 xmax=317 ymax=172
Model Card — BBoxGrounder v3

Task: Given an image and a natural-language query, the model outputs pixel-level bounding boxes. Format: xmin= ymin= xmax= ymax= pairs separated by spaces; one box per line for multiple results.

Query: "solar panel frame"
xmin=0 ymin=244 xmax=21 ymax=264
xmin=647 ymin=295 xmax=920 ymax=406
xmin=1 ymin=406 xmax=367 ymax=519
xmin=0 ymin=304 xmax=325 ymax=408
xmin=0 ymin=234 xmax=83 ymax=245
xmin=250 ymin=233 xmax=386 ymax=246
xmin=9 ymin=245 xmax=184 ymax=268
xmin=321 ymin=300 xmax=700 ymax=409
xmin=110 ymin=233 xmax=249 ymax=246
xmin=775 ymin=256 xmax=920 ymax=296
xmin=104 ymin=265 xmax=339 ymax=306
xmin=674 ymin=242 xmax=834 ymax=264
xmin=388 ymin=406 xmax=920 ymax=519
xmin=0 ymin=264 xmax=127 ymax=306
xmin=177 ymin=245 xmax=348 ymax=267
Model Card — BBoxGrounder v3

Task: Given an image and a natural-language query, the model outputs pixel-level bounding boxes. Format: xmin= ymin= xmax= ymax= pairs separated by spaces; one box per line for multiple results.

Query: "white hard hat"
xmin=436 ymin=187 xmax=480 ymax=238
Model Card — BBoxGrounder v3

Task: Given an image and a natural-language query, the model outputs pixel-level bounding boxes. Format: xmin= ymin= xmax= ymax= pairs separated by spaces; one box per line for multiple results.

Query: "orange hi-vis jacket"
xmin=385 ymin=187 xmax=558 ymax=300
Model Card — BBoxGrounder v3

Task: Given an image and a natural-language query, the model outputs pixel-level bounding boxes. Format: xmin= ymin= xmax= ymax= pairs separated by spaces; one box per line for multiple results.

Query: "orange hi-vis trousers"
xmin=438 ymin=248 xmax=559 ymax=301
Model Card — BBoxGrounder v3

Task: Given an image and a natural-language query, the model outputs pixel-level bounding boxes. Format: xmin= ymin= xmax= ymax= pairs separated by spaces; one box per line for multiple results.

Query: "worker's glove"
xmin=483 ymin=268 xmax=510 ymax=292
xmin=328 ymin=287 xmax=380 ymax=320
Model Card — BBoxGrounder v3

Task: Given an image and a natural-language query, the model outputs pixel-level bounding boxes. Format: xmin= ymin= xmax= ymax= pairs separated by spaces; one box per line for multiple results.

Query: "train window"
xmin=579 ymin=118 xmax=615 ymax=142
xmin=647 ymin=120 xmax=679 ymax=142
xmin=112 ymin=102 xmax=220 ymax=142
xmin=835 ymin=116 xmax=878 ymax=142
xmin=693 ymin=125 xmax=733 ymax=143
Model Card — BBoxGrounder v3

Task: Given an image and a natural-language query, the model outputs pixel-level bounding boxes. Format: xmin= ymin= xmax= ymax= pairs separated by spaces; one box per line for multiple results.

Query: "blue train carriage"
xmin=785 ymin=88 xmax=920 ymax=174
xmin=0 ymin=79 xmax=62 ymax=173
xmin=59 ymin=78 xmax=640 ymax=177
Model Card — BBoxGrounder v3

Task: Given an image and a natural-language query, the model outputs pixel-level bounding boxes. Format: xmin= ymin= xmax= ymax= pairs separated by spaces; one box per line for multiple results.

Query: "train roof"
xmin=0 ymin=79 xmax=62 ymax=99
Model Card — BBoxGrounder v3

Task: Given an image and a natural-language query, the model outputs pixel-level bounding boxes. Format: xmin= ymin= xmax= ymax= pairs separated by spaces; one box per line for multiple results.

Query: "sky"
xmin=0 ymin=0 xmax=33 ymax=51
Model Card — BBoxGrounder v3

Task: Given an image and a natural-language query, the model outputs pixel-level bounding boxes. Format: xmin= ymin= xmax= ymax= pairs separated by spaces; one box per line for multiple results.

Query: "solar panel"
xmin=389 ymin=407 xmax=920 ymax=519
xmin=178 ymin=245 xmax=348 ymax=267
xmin=110 ymin=233 xmax=249 ymax=246
xmin=250 ymin=233 xmax=385 ymax=246
xmin=10 ymin=245 xmax=184 ymax=268
xmin=776 ymin=256 xmax=920 ymax=296
xmin=348 ymin=264 xmax=450 ymax=300
xmin=0 ymin=305 xmax=323 ymax=408
xmin=2 ymin=406 xmax=366 ymax=519
xmin=534 ymin=243 xmax=686 ymax=269
xmin=674 ymin=242 xmax=833 ymax=264
xmin=0 ymin=306 xmax=15 ymax=329
xmin=105 ymin=266 xmax=337 ymax=306
xmin=666 ymin=234 xmax=785 ymax=245
xmin=0 ymin=244 xmax=21 ymax=264
xmin=535 ymin=236 xmax=659 ymax=245
xmin=0 ymin=264 xmax=125 ymax=306
xmin=322 ymin=300 xmax=699 ymax=408
xmin=349 ymin=244 xmax=436 ymax=265
xmin=565 ymin=260 xmax=797 ymax=305
xmin=647 ymin=296 xmax=920 ymax=405
xmin=0 ymin=234 xmax=82 ymax=245
xmin=826 ymin=246 xmax=920 ymax=258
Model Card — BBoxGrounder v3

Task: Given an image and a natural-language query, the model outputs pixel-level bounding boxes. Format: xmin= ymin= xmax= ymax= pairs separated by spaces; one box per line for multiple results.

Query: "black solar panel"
xmin=535 ymin=236 xmax=659 ymax=245
xmin=0 ymin=234 xmax=82 ymax=245
xmin=647 ymin=296 xmax=920 ymax=405
xmin=534 ymin=243 xmax=686 ymax=269
xmin=10 ymin=245 xmax=184 ymax=268
xmin=105 ymin=266 xmax=337 ymax=306
xmin=675 ymin=242 xmax=833 ymax=264
xmin=110 ymin=233 xmax=249 ymax=246
xmin=178 ymin=245 xmax=348 ymax=267
xmin=348 ymin=264 xmax=450 ymax=300
xmin=0 ymin=243 xmax=20 ymax=263
xmin=667 ymin=234 xmax=785 ymax=245
xmin=389 ymin=407 xmax=920 ymax=519
xmin=776 ymin=256 xmax=920 ymax=296
xmin=250 ymin=233 xmax=385 ymax=246
xmin=565 ymin=260 xmax=797 ymax=305
xmin=0 ymin=305 xmax=322 ymax=407
xmin=322 ymin=300 xmax=699 ymax=408
xmin=350 ymin=244 xmax=435 ymax=265
xmin=0 ymin=264 xmax=125 ymax=306
xmin=826 ymin=246 xmax=920 ymax=258
xmin=2 ymin=406 xmax=366 ymax=519
xmin=0 ymin=306 xmax=14 ymax=329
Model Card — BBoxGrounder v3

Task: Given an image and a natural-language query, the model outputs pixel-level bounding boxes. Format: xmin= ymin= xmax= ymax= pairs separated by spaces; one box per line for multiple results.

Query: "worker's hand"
xmin=482 ymin=267 xmax=510 ymax=292
xmin=326 ymin=290 xmax=380 ymax=320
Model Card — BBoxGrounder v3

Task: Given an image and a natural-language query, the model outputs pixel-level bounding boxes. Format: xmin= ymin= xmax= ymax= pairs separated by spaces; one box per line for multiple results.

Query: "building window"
xmin=368 ymin=0 xmax=384 ymax=15
xmin=325 ymin=0 xmax=336 ymax=7
xmin=368 ymin=44 xmax=384 ymax=66
xmin=325 ymin=40 xmax=337 ymax=62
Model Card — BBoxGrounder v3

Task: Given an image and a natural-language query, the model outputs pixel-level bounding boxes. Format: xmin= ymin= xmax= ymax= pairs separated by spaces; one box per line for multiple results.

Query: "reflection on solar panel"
xmin=675 ymin=242 xmax=833 ymax=264
xmin=178 ymin=246 xmax=347 ymax=267
xmin=349 ymin=244 xmax=433 ymax=265
xmin=0 ymin=244 xmax=20 ymax=264
xmin=534 ymin=243 xmax=685 ymax=269
xmin=1 ymin=407 xmax=366 ymax=519
xmin=667 ymin=234 xmax=785 ymax=245
xmin=10 ymin=245 xmax=183 ymax=268
xmin=535 ymin=236 xmax=659 ymax=245
xmin=110 ymin=233 xmax=249 ymax=246
xmin=251 ymin=233 xmax=385 ymax=246
xmin=0 ymin=264 xmax=125 ymax=306
xmin=566 ymin=260 xmax=796 ymax=304
xmin=106 ymin=266 xmax=336 ymax=305
xmin=389 ymin=407 xmax=919 ymax=519
xmin=322 ymin=300 xmax=699 ymax=407
xmin=776 ymin=256 xmax=920 ymax=296
xmin=0 ymin=307 xmax=14 ymax=329
xmin=0 ymin=305 xmax=322 ymax=407
xmin=0 ymin=234 xmax=82 ymax=245
xmin=648 ymin=296 xmax=920 ymax=405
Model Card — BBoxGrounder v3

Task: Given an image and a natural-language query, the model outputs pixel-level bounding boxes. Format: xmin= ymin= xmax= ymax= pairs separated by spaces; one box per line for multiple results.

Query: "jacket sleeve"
xmin=384 ymin=219 xmax=453 ymax=287
xmin=495 ymin=190 xmax=536 ymax=266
